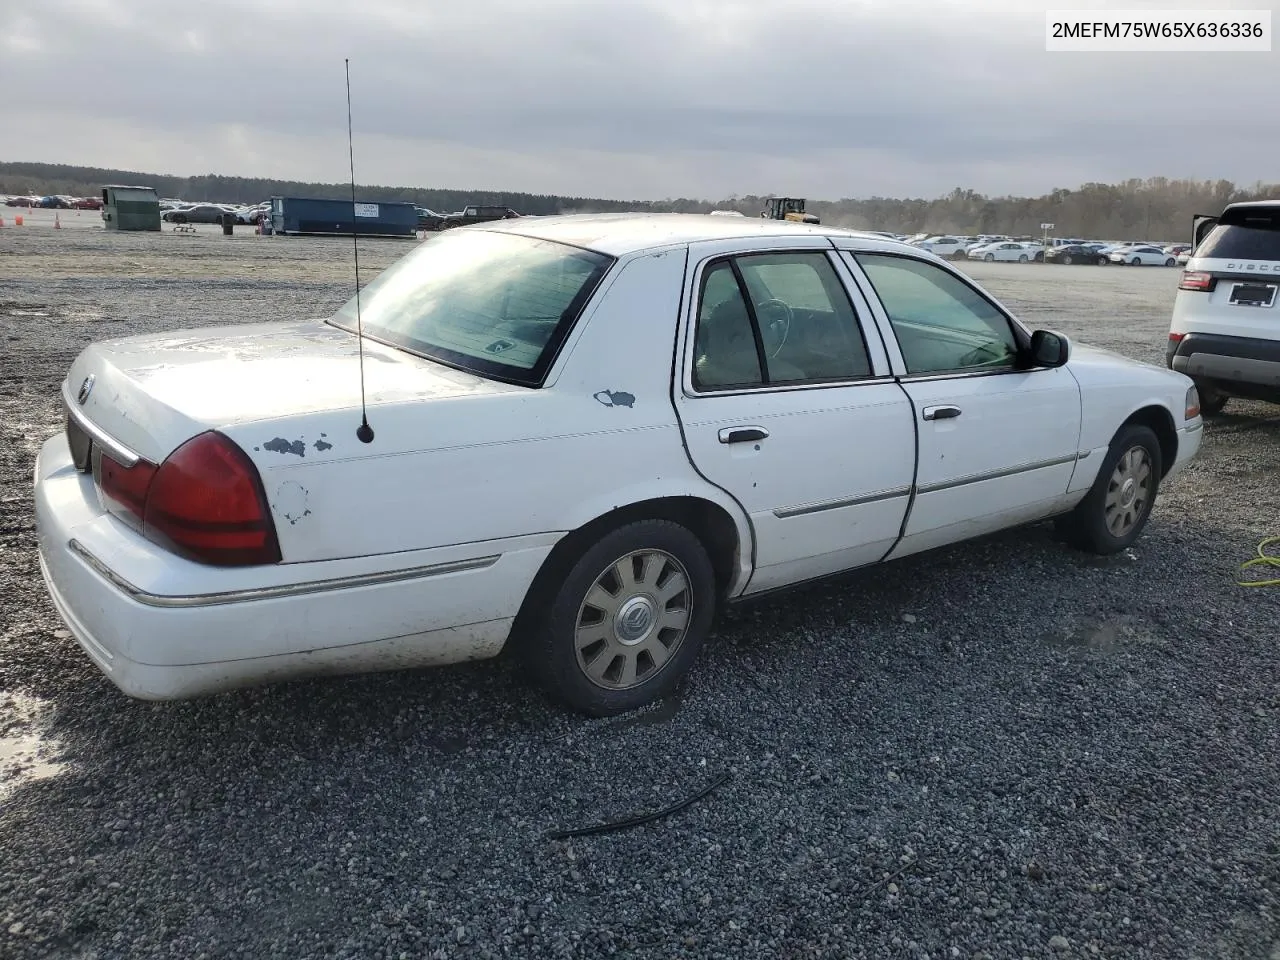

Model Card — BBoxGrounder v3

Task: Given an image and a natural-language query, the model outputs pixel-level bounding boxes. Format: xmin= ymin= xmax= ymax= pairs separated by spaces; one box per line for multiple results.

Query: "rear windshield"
xmin=330 ymin=230 xmax=614 ymax=385
xmin=1197 ymin=212 xmax=1280 ymax=261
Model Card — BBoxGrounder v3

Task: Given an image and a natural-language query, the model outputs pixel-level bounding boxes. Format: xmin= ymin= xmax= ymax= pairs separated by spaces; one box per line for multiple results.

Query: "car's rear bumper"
xmin=1168 ymin=333 xmax=1280 ymax=402
xmin=34 ymin=434 xmax=555 ymax=700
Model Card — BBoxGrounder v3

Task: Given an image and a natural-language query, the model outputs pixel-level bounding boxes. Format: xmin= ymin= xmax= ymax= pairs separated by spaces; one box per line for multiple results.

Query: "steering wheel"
xmin=755 ymin=299 xmax=793 ymax=358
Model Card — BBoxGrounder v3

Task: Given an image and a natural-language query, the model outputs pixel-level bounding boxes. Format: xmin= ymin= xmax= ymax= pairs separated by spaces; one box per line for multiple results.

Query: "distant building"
xmin=101 ymin=185 xmax=161 ymax=232
xmin=269 ymin=197 xmax=417 ymax=238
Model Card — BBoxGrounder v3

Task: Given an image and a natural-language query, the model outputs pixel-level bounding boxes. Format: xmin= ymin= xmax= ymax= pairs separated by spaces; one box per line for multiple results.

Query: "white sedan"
xmin=35 ymin=214 xmax=1204 ymax=715
xmin=1108 ymin=245 xmax=1179 ymax=266
xmin=967 ymin=241 xmax=1037 ymax=262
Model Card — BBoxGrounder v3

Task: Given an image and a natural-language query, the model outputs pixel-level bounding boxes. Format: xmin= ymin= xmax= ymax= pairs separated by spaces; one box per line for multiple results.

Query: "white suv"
xmin=1168 ymin=200 xmax=1280 ymax=414
xmin=914 ymin=236 xmax=967 ymax=259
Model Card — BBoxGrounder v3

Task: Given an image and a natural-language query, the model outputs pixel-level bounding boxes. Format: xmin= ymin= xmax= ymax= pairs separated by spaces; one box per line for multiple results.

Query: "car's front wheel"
xmin=984 ymin=253 xmax=994 ymax=262
xmin=523 ymin=519 xmax=717 ymax=716
xmin=1056 ymin=424 xmax=1163 ymax=555
xmin=1165 ymin=257 xmax=1177 ymax=266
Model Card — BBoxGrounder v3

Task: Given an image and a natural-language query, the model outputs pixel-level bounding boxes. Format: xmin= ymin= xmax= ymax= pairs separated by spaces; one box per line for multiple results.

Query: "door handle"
xmin=718 ymin=426 xmax=770 ymax=444
xmin=922 ymin=405 xmax=962 ymax=421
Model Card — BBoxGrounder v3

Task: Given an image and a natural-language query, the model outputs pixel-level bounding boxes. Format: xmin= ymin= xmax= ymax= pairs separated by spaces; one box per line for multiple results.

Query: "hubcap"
xmin=574 ymin=549 xmax=692 ymax=690
xmin=1104 ymin=446 xmax=1152 ymax=537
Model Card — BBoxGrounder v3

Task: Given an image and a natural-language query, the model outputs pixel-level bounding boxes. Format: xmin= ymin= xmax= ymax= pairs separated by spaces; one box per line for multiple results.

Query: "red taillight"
xmin=99 ymin=454 xmax=158 ymax=526
xmin=1168 ymin=333 xmax=1185 ymax=343
xmin=1178 ymin=271 xmax=1215 ymax=292
xmin=142 ymin=432 xmax=281 ymax=566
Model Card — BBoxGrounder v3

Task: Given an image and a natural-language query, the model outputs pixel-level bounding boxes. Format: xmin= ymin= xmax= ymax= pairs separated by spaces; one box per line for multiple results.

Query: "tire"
xmin=520 ymin=519 xmax=717 ymax=716
xmin=1034 ymin=251 xmax=1044 ymax=262
xmin=1130 ymin=257 xmax=1141 ymax=266
xmin=1018 ymin=254 xmax=1029 ymax=263
xmin=984 ymin=253 xmax=994 ymax=262
xmin=1062 ymin=254 xmax=1073 ymax=264
xmin=1165 ymin=257 xmax=1177 ymax=267
xmin=1098 ymin=256 xmax=1109 ymax=265
xmin=1195 ymin=382 xmax=1230 ymax=416
xmin=1056 ymin=424 xmax=1163 ymax=555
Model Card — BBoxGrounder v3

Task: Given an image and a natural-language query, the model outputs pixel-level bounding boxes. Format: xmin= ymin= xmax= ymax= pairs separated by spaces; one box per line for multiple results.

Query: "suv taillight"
xmin=98 ymin=432 xmax=280 ymax=567
xmin=1178 ymin=271 xmax=1215 ymax=292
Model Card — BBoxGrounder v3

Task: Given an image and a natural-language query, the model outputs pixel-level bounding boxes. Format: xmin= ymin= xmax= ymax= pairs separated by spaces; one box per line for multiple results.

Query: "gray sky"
xmin=2 ymin=0 xmax=1275 ymax=200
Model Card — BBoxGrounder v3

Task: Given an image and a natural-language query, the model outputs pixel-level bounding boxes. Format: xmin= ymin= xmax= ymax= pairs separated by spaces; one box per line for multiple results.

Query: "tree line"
xmin=2 ymin=162 xmax=1275 ymax=241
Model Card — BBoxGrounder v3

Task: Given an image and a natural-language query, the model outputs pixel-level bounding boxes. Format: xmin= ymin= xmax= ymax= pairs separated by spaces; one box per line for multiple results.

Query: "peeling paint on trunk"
xmin=263 ymin=437 xmax=306 ymax=457
xmin=273 ymin=480 xmax=312 ymax=525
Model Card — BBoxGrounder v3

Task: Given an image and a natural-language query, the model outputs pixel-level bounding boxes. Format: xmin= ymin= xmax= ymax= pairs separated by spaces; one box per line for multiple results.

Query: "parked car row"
xmin=416 ymin=204 xmax=522 ymax=231
xmin=2 ymin=194 xmax=102 ymax=209
xmin=896 ymin=232 xmax=1189 ymax=267
xmin=160 ymin=199 xmax=270 ymax=226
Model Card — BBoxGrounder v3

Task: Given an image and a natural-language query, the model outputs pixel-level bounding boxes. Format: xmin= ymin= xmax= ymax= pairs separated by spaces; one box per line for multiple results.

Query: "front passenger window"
xmin=855 ymin=254 xmax=1019 ymax=375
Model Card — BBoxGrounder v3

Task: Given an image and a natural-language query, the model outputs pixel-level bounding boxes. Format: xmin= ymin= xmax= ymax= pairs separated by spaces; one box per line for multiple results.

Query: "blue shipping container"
xmin=269 ymin=196 xmax=417 ymax=237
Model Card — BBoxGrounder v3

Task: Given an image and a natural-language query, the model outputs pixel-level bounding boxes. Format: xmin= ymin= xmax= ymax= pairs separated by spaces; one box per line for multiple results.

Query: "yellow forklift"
xmin=761 ymin=197 xmax=820 ymax=224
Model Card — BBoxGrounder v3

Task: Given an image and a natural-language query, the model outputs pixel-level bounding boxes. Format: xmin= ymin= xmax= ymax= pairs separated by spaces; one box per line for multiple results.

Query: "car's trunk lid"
xmin=63 ymin=319 xmax=519 ymax=464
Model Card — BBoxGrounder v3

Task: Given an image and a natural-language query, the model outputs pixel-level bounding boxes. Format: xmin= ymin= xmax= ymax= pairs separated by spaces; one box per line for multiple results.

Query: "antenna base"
xmin=356 ymin=422 xmax=374 ymax=444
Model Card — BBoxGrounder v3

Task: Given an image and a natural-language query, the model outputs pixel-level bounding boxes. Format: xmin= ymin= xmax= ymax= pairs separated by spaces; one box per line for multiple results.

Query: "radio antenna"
xmin=346 ymin=58 xmax=374 ymax=444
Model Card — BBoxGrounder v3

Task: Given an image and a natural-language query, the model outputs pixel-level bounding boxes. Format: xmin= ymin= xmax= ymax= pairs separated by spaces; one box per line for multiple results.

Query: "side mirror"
xmin=1027 ymin=329 xmax=1070 ymax=368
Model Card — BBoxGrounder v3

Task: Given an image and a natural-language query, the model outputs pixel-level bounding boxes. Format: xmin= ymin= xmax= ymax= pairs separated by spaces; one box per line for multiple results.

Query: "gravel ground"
xmin=2 ymin=226 xmax=1279 ymax=959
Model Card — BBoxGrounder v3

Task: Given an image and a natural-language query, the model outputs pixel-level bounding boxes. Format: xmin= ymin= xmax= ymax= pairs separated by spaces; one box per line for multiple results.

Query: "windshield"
xmin=330 ymin=230 xmax=614 ymax=385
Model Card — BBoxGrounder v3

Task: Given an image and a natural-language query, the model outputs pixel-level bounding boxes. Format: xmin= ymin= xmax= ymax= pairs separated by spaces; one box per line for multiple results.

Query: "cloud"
xmin=2 ymin=0 xmax=1275 ymax=199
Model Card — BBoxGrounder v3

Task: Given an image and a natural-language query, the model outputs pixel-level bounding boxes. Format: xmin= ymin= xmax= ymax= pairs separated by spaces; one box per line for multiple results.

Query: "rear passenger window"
xmin=692 ymin=252 xmax=872 ymax=391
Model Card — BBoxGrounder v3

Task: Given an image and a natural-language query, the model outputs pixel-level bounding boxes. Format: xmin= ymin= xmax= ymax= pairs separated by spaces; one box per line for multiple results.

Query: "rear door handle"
xmin=718 ymin=426 xmax=770 ymax=444
xmin=922 ymin=405 xmax=962 ymax=421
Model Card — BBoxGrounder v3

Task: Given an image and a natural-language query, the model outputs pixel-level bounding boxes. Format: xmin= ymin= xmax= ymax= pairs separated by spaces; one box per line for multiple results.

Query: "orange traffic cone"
xmin=15 ymin=215 xmax=23 ymax=226
xmin=0 ymin=216 xmax=5 ymax=228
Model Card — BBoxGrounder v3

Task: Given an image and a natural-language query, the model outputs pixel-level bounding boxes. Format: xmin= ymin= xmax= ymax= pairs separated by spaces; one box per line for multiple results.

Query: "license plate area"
xmin=1229 ymin=281 xmax=1277 ymax=308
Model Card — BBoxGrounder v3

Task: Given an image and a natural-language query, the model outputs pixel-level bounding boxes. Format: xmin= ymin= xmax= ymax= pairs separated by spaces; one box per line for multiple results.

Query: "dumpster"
xmin=101 ymin=185 xmax=162 ymax=232
xmin=269 ymin=196 xmax=417 ymax=237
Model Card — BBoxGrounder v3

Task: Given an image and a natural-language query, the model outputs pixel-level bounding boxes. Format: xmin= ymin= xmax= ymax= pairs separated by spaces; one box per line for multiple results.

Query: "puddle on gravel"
xmin=0 ymin=693 xmax=66 ymax=799
xmin=1039 ymin=615 xmax=1155 ymax=654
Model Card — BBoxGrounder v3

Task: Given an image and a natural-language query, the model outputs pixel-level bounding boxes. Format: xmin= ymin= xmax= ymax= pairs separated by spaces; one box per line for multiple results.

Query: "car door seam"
xmin=668 ymin=245 xmax=760 ymax=594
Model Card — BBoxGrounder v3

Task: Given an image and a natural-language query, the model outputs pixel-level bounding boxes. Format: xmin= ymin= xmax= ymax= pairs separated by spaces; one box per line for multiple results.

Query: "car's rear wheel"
xmin=1097 ymin=255 xmax=1109 ymax=265
xmin=1018 ymin=254 xmax=1029 ymax=262
xmin=1056 ymin=424 xmax=1163 ymax=555
xmin=523 ymin=519 xmax=716 ymax=716
xmin=1195 ymin=382 xmax=1230 ymax=416
xmin=1062 ymin=254 xmax=1074 ymax=264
